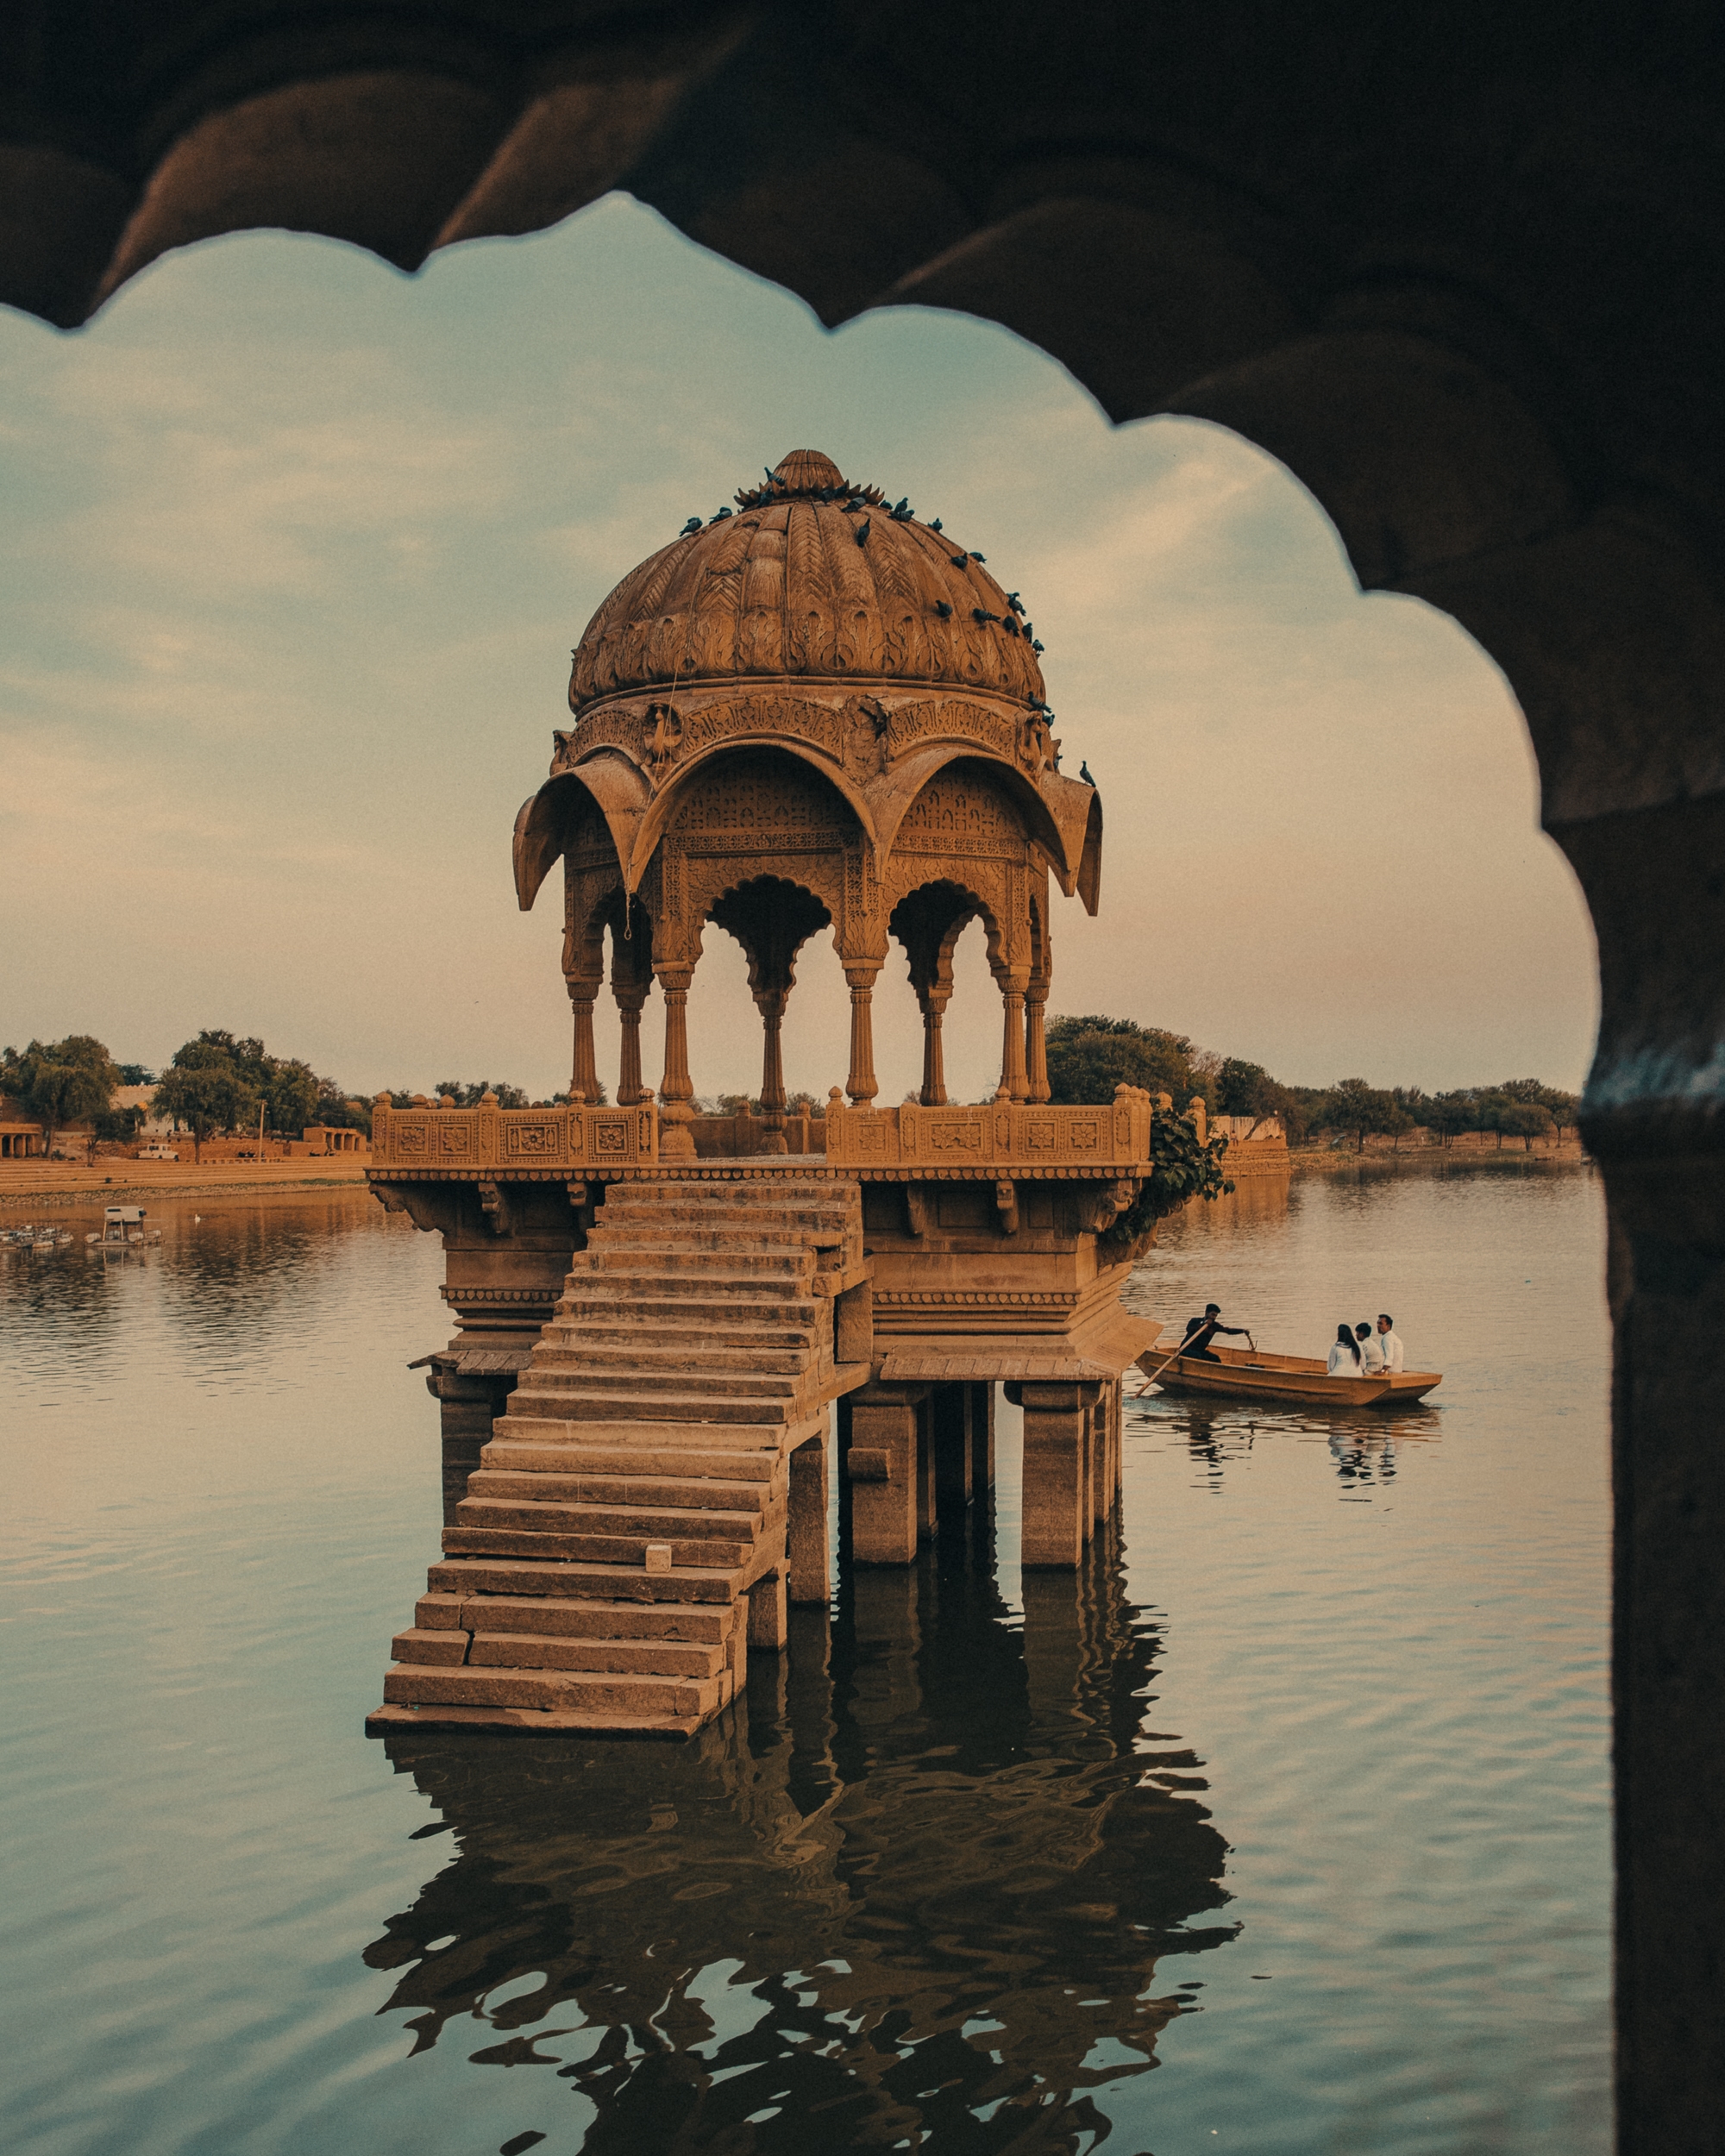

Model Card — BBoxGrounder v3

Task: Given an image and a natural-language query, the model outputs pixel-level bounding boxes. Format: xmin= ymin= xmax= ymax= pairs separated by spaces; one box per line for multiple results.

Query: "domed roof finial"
xmin=771 ymin=448 xmax=844 ymax=493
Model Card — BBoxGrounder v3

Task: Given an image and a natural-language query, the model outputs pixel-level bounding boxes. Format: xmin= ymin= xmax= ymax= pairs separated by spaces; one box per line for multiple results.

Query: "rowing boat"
xmin=1137 ymin=1340 xmax=1441 ymax=1408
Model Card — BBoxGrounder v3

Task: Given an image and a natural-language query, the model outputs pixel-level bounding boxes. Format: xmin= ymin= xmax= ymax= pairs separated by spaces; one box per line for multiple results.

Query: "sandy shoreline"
xmin=0 ymin=1159 xmax=373 ymax=1209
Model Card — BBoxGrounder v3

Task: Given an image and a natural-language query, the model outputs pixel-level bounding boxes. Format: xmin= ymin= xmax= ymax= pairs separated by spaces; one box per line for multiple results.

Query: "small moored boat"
xmin=1137 ymin=1340 xmax=1441 ymax=1408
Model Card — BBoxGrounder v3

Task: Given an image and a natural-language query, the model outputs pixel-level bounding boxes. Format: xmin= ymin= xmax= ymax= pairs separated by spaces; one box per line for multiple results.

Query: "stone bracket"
xmin=477 ymin=1180 xmax=512 ymax=1236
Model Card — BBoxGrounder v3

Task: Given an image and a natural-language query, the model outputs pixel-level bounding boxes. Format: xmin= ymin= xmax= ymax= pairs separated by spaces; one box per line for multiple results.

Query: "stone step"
xmin=416 ymin=1590 xmax=737 ymax=1643
xmin=482 ymin=1432 xmax=789 ymax=1478
xmin=576 ymin=1241 xmax=811 ymax=1269
xmin=383 ymin=1660 xmax=723 ymax=1720
xmin=393 ymin=1613 xmax=731 ymax=1678
xmin=529 ymin=1342 xmax=814 ymax=1377
xmin=442 ymin=1524 xmax=757 ymax=1568
xmin=469 ymin=1468 xmax=775 ymax=1512
xmin=428 ymin=1555 xmax=746 ymax=1604
xmin=540 ymin=1318 xmax=818 ymax=1351
xmin=455 ymin=1495 xmax=770 ymax=1543
xmin=466 ymin=1631 xmax=728 ymax=1678
xmin=519 ymin=1363 xmax=802 ymax=1397
xmin=492 ymin=1413 xmax=806 ymax=1452
xmin=562 ymin=1270 xmax=819 ymax=1304
xmin=365 ymin=1700 xmax=706 ymax=1739
xmin=555 ymin=1289 xmax=819 ymax=1323
xmin=590 ymin=1217 xmax=852 ymax=1246
xmin=505 ymin=1386 xmax=805 ymax=1425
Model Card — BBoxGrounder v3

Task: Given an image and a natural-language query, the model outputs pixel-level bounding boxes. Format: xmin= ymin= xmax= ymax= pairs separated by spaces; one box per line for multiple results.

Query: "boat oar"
xmin=1131 ymin=1330 xmax=1258 ymax=1397
xmin=1132 ymin=1340 xmax=1189 ymax=1396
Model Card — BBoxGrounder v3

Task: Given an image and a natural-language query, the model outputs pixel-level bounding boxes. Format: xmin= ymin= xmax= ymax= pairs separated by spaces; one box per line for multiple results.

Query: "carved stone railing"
xmin=370 ymin=1097 xmax=659 ymax=1176
xmin=822 ymin=1086 xmax=1154 ymax=1175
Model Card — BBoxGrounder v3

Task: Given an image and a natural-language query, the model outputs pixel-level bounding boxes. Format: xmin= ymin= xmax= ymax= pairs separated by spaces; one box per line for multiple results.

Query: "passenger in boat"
xmin=1182 ymin=1303 xmax=1252 ymax=1362
xmin=1377 ymin=1314 xmax=1405 ymax=1371
xmin=1356 ymin=1320 xmax=1386 ymax=1375
xmin=1328 ymin=1323 xmax=1364 ymax=1375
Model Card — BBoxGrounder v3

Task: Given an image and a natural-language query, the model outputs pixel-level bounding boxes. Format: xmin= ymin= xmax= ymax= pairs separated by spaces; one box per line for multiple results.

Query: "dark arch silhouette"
xmin=5 ymin=14 xmax=1720 ymax=2142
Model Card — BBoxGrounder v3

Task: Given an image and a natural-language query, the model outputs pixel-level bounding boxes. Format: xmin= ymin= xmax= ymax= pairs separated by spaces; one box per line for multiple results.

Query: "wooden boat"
xmin=1137 ymin=1340 xmax=1441 ymax=1408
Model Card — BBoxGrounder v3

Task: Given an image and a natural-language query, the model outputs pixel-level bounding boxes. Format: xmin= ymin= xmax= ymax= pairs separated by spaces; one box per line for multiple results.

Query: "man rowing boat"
xmin=1180 ymin=1304 xmax=1254 ymax=1363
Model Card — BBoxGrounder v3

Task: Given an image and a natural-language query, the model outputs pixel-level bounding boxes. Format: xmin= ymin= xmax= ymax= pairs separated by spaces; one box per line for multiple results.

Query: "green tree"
xmin=1045 ymin=1015 xmax=1207 ymax=1107
xmin=1105 ymin=1102 xmax=1234 ymax=1256
xmin=1497 ymin=1100 xmax=1556 ymax=1151
xmin=1312 ymin=1077 xmax=1405 ymax=1153
xmin=0 ymin=1036 xmax=122 ymax=1156
xmin=266 ymin=1057 xmax=322 ymax=1137
xmin=1424 ymin=1091 xmax=1478 ymax=1147
xmin=434 ymin=1079 xmax=531 ymax=1109
xmin=117 ymin=1062 xmax=155 ymax=1086
xmin=153 ymin=1037 xmax=262 ymax=1163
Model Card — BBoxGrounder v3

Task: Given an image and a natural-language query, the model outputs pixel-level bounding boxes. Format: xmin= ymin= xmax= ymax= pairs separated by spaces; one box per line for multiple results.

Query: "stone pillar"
xmin=612 ymin=979 xmax=649 ymax=1105
xmin=655 ymin=964 xmax=697 ymax=1160
xmin=1020 ymin=1380 xmax=1098 ymax=1569
xmin=1025 ymin=977 xmax=1051 ymax=1103
xmin=567 ymin=980 xmax=600 ymax=1106
xmin=757 ymin=988 xmax=789 ymax=1155
xmin=932 ymin=1382 xmax=973 ymax=1519
xmin=788 ymin=1433 xmax=829 ymax=1605
xmin=915 ymin=1396 xmax=937 ymax=1542
xmin=844 ymin=964 xmax=880 ymax=1106
xmin=996 ymin=970 xmax=1030 ymax=1102
xmin=970 ymin=1380 xmax=995 ymax=1490
xmin=426 ymin=1362 xmax=517 ymax=1526
xmin=919 ymin=989 xmax=950 ymax=1106
xmin=845 ymin=1383 xmax=920 ymax=1564
xmin=747 ymin=1565 xmax=788 ymax=1651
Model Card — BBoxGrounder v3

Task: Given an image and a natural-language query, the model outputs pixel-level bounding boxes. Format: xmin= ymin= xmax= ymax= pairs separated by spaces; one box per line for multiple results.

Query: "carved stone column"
xmin=920 ymin=987 xmax=950 ymax=1106
xmin=1025 ymin=975 xmax=1051 ymax=1103
xmin=655 ymin=964 xmax=696 ymax=1160
xmin=845 ymin=964 xmax=881 ymax=1106
xmin=758 ymin=987 xmax=788 ymax=1154
xmin=996 ymin=970 xmax=1030 ymax=1102
xmin=567 ymin=977 xmax=600 ymax=1105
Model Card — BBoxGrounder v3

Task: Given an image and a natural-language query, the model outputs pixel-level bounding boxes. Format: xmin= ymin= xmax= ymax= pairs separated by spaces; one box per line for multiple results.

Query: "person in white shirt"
xmin=1355 ymin=1321 xmax=1386 ymax=1375
xmin=1327 ymin=1323 xmax=1364 ymax=1376
xmin=1376 ymin=1314 xmax=1405 ymax=1371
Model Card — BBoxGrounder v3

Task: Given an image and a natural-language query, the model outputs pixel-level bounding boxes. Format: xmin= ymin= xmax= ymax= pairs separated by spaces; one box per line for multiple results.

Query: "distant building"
xmin=0 ymin=1119 xmax=44 ymax=1158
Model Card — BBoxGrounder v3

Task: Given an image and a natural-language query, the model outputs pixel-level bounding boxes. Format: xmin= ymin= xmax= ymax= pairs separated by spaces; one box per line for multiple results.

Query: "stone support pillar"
xmin=567 ymin=981 xmax=599 ymax=1106
xmin=932 ymin=1382 xmax=973 ymax=1519
xmin=1025 ymin=978 xmax=1051 ymax=1103
xmin=655 ymin=965 xmax=697 ymax=1160
xmin=787 ymin=1433 xmax=829 ymax=1605
xmin=919 ymin=989 xmax=950 ymax=1106
xmin=844 ymin=964 xmax=881 ymax=1106
xmin=427 ymin=1362 xmax=517 ymax=1526
xmin=996 ymin=970 xmax=1030 ymax=1102
xmin=845 ymin=1383 xmax=921 ymax=1564
xmin=915 ymin=1397 xmax=937 ymax=1542
xmin=757 ymin=989 xmax=789 ymax=1154
xmin=970 ymin=1381 xmax=996 ymax=1490
xmin=1020 ymin=1380 xmax=1099 ymax=1569
xmin=612 ymin=980 xmax=648 ymax=1106
xmin=747 ymin=1565 xmax=788 ymax=1651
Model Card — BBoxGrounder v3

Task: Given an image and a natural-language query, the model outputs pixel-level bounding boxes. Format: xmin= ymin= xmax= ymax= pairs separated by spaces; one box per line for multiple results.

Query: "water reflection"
xmin=1137 ymin=1395 xmax=1442 ymax=1494
xmin=368 ymin=1520 xmax=1235 ymax=2149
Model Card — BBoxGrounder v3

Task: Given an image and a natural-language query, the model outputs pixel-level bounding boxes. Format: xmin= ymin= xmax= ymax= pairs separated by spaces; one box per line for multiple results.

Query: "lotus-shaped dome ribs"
xmin=568 ymin=449 xmax=1047 ymax=714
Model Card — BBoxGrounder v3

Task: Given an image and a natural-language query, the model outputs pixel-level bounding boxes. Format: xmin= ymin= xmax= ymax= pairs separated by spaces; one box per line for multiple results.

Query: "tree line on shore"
xmin=3 ymin=1016 xmax=1581 ymax=1163
xmin=1043 ymin=1016 xmax=1580 ymax=1152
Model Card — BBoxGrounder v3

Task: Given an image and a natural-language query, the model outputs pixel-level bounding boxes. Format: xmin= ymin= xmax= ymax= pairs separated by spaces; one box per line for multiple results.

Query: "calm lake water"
xmin=1 ymin=1160 xmax=1609 ymax=2154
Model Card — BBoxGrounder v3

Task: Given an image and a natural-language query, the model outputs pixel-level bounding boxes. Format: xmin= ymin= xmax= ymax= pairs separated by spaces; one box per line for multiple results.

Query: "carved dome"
xmin=568 ymin=449 xmax=1048 ymax=716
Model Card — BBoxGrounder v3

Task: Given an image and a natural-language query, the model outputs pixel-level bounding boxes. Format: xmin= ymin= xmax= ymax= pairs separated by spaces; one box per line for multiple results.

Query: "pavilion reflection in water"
xmin=367 ymin=1514 xmax=1235 ymax=2150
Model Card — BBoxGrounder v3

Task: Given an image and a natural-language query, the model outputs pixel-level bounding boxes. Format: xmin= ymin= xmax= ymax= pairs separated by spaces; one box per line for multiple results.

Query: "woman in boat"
xmin=1327 ymin=1323 xmax=1364 ymax=1376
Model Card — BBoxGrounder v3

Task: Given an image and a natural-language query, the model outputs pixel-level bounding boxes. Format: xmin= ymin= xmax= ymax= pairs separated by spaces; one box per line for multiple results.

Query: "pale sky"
xmin=0 ymin=194 xmax=1596 ymax=1107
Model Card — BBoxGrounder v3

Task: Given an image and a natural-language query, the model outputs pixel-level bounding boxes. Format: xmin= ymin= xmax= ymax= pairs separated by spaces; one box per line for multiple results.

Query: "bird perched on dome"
xmin=933 ymin=601 xmax=954 ymax=618
xmin=680 ymin=517 xmax=702 ymax=536
xmin=855 ymin=517 xmax=871 ymax=545
xmin=1080 ymin=761 xmax=1095 ymax=786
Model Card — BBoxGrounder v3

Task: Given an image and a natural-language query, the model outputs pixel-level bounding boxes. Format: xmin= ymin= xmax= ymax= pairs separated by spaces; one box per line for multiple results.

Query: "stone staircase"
xmin=367 ymin=1170 xmax=864 ymax=1739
